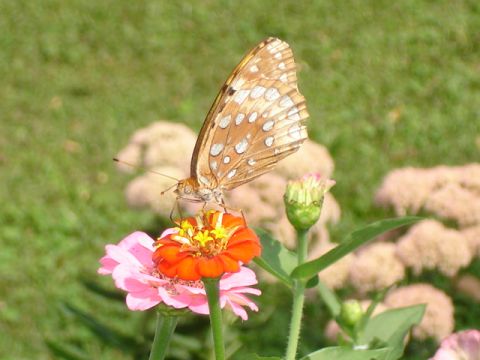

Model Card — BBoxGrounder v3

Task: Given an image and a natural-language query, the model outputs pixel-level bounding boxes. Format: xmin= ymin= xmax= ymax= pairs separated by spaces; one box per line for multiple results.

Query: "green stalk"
xmin=148 ymin=313 xmax=178 ymax=360
xmin=203 ymin=278 xmax=225 ymax=360
xmin=285 ymin=229 xmax=309 ymax=360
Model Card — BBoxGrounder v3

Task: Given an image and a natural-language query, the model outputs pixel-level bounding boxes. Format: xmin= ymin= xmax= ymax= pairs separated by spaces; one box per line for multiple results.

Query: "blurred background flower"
xmin=395 ymin=220 xmax=472 ymax=277
xmin=430 ymin=329 xmax=480 ymax=360
xmin=349 ymin=242 xmax=405 ymax=294
xmin=385 ymin=284 xmax=454 ymax=342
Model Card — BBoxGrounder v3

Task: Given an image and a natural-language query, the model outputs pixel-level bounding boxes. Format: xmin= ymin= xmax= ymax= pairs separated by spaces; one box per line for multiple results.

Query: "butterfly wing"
xmin=191 ymin=38 xmax=308 ymax=190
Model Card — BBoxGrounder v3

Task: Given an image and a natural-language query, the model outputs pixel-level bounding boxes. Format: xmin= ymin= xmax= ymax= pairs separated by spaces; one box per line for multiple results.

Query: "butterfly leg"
xmin=220 ymin=199 xmax=247 ymax=226
xmin=169 ymin=198 xmax=181 ymax=224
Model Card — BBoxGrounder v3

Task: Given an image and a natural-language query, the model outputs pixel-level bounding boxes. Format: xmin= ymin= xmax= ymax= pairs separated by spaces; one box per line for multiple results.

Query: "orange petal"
xmin=222 ymin=213 xmax=245 ymax=229
xmin=177 ymin=257 xmax=201 ymax=281
xmin=157 ymin=261 xmax=177 ymax=278
xmin=154 ymin=244 xmax=187 ymax=263
xmin=228 ymin=228 xmax=260 ymax=246
xmin=198 ymin=257 xmax=224 ymax=278
xmin=225 ymin=241 xmax=261 ymax=262
xmin=219 ymin=254 xmax=240 ymax=273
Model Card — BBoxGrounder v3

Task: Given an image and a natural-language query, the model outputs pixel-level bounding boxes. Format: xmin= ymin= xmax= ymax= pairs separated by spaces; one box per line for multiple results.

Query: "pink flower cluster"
xmin=98 ymin=231 xmax=261 ymax=320
xmin=376 ymin=164 xmax=480 ymax=226
xmin=431 ymin=330 xmax=480 ymax=360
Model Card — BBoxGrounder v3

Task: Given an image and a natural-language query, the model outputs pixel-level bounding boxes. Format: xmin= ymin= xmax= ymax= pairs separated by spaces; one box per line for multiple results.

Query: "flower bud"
xmin=284 ymin=173 xmax=335 ymax=231
xmin=340 ymin=300 xmax=363 ymax=327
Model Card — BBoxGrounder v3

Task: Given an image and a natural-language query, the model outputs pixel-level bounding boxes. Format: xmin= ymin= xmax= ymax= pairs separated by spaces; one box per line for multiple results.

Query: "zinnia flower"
xmin=153 ymin=210 xmax=261 ymax=281
xmin=98 ymin=231 xmax=261 ymax=320
xmin=431 ymin=330 xmax=480 ymax=360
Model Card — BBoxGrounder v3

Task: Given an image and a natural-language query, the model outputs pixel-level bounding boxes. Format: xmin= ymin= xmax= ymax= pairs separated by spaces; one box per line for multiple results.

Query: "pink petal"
xmin=116 ymin=232 xmax=155 ymax=267
xmin=126 ymin=288 xmax=162 ymax=311
xmin=156 ymin=287 xmax=190 ymax=309
xmin=174 ymin=283 xmax=205 ymax=295
xmin=159 ymin=228 xmax=178 ymax=239
xmin=219 ymin=267 xmax=258 ymax=290
xmin=226 ymin=287 xmax=262 ymax=296
xmin=98 ymin=256 xmax=118 ymax=274
xmin=105 ymin=244 xmax=144 ymax=269
xmin=227 ymin=300 xmax=249 ymax=320
xmin=187 ymin=295 xmax=210 ymax=315
xmin=112 ymin=264 xmax=165 ymax=291
xmin=431 ymin=330 xmax=480 ymax=360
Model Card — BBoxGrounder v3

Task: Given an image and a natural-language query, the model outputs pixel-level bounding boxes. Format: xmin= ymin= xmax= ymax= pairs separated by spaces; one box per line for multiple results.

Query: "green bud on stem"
xmin=340 ymin=299 xmax=363 ymax=327
xmin=284 ymin=174 xmax=335 ymax=231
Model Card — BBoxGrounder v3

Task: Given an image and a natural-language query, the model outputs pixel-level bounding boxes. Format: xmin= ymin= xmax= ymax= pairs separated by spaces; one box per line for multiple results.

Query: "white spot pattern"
xmin=235 ymin=137 xmax=249 ymax=154
xmin=262 ymin=120 xmax=275 ymax=131
xmin=250 ymin=65 xmax=259 ymax=72
xmin=250 ymin=86 xmax=266 ymax=99
xmin=199 ymin=175 xmax=210 ymax=185
xmin=234 ymin=89 xmax=250 ymax=104
xmin=278 ymin=62 xmax=286 ymax=70
xmin=210 ymin=143 xmax=224 ymax=156
xmin=288 ymin=107 xmax=301 ymax=121
xmin=235 ymin=113 xmax=245 ymax=125
xmin=279 ymin=73 xmax=288 ymax=83
xmin=280 ymin=95 xmax=294 ymax=108
xmin=248 ymin=112 xmax=258 ymax=123
xmin=289 ymin=124 xmax=303 ymax=139
xmin=232 ymin=78 xmax=246 ymax=90
xmin=274 ymin=52 xmax=282 ymax=59
xmin=210 ymin=160 xmax=218 ymax=171
xmin=265 ymin=88 xmax=280 ymax=101
xmin=223 ymin=156 xmax=231 ymax=164
xmin=265 ymin=136 xmax=274 ymax=147
xmin=227 ymin=169 xmax=237 ymax=179
xmin=219 ymin=115 xmax=231 ymax=129
xmin=247 ymin=159 xmax=256 ymax=166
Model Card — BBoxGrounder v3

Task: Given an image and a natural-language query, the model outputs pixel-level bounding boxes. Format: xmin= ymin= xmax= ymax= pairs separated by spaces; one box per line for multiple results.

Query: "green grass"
xmin=1 ymin=0 xmax=479 ymax=359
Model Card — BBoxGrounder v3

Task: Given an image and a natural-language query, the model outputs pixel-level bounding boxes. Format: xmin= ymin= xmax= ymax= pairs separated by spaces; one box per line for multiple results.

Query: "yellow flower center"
xmin=171 ymin=212 xmax=236 ymax=256
xmin=193 ymin=230 xmax=214 ymax=247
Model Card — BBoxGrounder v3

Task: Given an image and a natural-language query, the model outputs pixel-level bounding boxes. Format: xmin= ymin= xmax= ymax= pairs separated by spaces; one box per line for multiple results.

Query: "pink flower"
xmin=98 ymin=231 xmax=261 ymax=320
xmin=431 ymin=330 xmax=480 ymax=360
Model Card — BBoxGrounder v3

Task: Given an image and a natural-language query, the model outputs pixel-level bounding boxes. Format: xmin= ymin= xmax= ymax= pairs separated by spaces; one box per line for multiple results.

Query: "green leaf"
xmin=80 ymin=278 xmax=125 ymax=301
xmin=301 ymin=346 xmax=390 ymax=360
xmin=60 ymin=303 xmax=141 ymax=351
xmin=253 ymin=229 xmax=296 ymax=287
xmin=306 ymin=275 xmax=319 ymax=288
xmin=317 ymin=280 xmax=341 ymax=317
xmin=291 ymin=217 xmax=421 ymax=279
xmin=354 ymin=287 xmax=391 ymax=337
xmin=359 ymin=305 xmax=426 ymax=360
xmin=45 ymin=340 xmax=90 ymax=360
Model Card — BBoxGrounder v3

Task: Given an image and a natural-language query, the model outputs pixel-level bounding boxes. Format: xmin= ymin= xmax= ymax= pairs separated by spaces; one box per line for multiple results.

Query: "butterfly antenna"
xmin=113 ymin=158 xmax=180 ymax=181
xmin=160 ymin=183 xmax=178 ymax=195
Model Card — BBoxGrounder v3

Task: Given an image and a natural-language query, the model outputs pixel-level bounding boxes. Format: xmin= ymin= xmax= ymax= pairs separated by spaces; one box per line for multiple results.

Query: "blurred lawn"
xmin=1 ymin=0 xmax=479 ymax=359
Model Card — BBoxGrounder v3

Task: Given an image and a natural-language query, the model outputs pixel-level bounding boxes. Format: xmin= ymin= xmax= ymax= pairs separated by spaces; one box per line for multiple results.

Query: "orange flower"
xmin=153 ymin=211 xmax=262 ymax=281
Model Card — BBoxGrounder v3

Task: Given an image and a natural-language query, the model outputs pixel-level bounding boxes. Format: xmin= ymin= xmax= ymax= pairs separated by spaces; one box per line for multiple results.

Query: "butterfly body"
xmin=176 ymin=37 xmax=309 ymax=206
xmin=175 ymin=177 xmax=223 ymax=203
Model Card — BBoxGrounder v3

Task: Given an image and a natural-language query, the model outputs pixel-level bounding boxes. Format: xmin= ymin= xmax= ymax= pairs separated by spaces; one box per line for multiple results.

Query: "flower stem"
xmin=285 ymin=229 xmax=309 ymax=360
xmin=203 ymin=278 xmax=225 ymax=360
xmin=148 ymin=313 xmax=178 ymax=360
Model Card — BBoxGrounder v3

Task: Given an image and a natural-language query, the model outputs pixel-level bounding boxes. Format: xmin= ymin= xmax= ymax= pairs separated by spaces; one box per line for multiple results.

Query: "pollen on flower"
xmin=153 ymin=210 xmax=261 ymax=281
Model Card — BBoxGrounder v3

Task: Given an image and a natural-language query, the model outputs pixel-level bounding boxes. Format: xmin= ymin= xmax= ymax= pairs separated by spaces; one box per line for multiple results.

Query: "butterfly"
xmin=175 ymin=37 xmax=309 ymax=206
